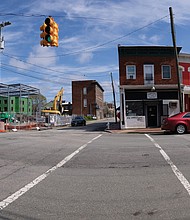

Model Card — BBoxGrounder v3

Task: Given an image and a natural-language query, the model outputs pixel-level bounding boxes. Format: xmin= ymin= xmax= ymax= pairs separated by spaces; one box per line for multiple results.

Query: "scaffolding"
xmin=0 ymin=83 xmax=40 ymax=97
xmin=0 ymin=83 xmax=40 ymax=123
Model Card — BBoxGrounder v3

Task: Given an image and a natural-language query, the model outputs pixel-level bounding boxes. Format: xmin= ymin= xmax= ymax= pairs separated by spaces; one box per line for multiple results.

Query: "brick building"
xmin=179 ymin=53 xmax=190 ymax=111
xmin=72 ymin=80 xmax=104 ymax=119
xmin=118 ymin=45 xmax=182 ymax=129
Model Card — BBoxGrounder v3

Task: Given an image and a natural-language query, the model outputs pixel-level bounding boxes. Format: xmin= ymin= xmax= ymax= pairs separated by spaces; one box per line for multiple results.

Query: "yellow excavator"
xmin=41 ymin=88 xmax=64 ymax=115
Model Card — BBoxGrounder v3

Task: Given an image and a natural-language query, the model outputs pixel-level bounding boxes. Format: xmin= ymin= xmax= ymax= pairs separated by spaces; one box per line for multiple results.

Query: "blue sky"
xmin=1 ymin=0 xmax=190 ymax=106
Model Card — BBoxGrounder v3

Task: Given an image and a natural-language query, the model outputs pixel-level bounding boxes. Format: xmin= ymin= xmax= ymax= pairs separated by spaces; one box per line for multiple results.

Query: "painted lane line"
xmin=145 ymin=134 xmax=190 ymax=196
xmin=0 ymin=134 xmax=102 ymax=210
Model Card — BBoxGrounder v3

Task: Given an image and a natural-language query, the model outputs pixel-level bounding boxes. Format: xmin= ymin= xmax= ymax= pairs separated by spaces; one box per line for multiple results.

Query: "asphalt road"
xmin=0 ymin=121 xmax=190 ymax=219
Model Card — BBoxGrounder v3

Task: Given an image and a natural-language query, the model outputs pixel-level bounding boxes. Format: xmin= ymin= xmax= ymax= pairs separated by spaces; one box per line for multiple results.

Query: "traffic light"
xmin=40 ymin=16 xmax=59 ymax=47
xmin=40 ymin=22 xmax=50 ymax=47
xmin=51 ymin=21 xmax=59 ymax=47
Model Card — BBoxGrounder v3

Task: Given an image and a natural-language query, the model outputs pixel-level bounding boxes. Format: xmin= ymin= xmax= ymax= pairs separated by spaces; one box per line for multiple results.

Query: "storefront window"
xmin=126 ymin=101 xmax=143 ymax=116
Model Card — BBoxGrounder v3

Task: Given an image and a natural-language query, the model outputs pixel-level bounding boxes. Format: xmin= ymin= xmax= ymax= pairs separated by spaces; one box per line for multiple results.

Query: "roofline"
xmin=118 ymin=45 xmax=182 ymax=52
xmin=72 ymin=80 xmax=104 ymax=92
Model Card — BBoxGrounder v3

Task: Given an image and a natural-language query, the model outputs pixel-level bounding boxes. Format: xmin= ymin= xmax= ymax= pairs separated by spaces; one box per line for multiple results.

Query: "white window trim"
xmin=126 ymin=65 xmax=136 ymax=79
xmin=162 ymin=65 xmax=171 ymax=79
xmin=83 ymin=98 xmax=87 ymax=107
xmin=144 ymin=64 xmax=154 ymax=84
xmin=83 ymin=87 xmax=87 ymax=95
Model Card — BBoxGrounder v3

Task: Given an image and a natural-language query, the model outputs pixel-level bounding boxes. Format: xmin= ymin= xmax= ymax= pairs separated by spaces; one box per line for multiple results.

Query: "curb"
xmin=106 ymin=128 xmax=164 ymax=134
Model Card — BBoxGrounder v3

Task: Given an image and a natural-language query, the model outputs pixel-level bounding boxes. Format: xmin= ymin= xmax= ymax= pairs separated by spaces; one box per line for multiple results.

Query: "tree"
xmin=28 ymin=93 xmax=47 ymax=115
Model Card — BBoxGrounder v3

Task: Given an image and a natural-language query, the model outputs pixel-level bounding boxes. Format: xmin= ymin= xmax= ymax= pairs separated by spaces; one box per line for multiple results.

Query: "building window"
xmin=162 ymin=65 xmax=171 ymax=79
xmin=144 ymin=64 xmax=154 ymax=84
xmin=4 ymin=100 xmax=7 ymax=104
xmin=11 ymin=100 xmax=14 ymax=104
xmin=83 ymin=87 xmax=87 ymax=95
xmin=4 ymin=107 xmax=7 ymax=111
xmin=126 ymin=65 xmax=136 ymax=79
xmin=83 ymin=99 xmax=87 ymax=107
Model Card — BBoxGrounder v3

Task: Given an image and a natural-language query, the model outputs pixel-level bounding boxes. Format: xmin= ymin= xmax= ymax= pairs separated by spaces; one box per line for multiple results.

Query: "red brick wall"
xmin=179 ymin=62 xmax=190 ymax=85
xmin=95 ymin=85 xmax=104 ymax=116
xmin=119 ymin=55 xmax=178 ymax=86
xmin=72 ymin=80 xmax=104 ymax=117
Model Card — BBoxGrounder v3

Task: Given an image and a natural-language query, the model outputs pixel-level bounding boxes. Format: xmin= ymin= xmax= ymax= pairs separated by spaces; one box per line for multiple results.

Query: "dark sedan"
xmin=161 ymin=112 xmax=190 ymax=134
xmin=71 ymin=116 xmax=86 ymax=126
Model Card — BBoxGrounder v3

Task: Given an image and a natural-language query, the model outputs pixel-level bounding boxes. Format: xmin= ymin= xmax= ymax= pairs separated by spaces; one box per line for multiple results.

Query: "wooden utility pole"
xmin=110 ymin=72 xmax=117 ymax=123
xmin=169 ymin=7 xmax=183 ymax=112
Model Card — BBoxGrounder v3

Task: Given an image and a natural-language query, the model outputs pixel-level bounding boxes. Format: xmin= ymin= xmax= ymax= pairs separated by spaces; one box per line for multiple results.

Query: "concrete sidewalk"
xmin=106 ymin=122 xmax=164 ymax=134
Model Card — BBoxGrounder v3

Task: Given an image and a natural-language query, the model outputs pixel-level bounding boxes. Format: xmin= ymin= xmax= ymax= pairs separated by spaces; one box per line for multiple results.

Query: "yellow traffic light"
xmin=40 ymin=16 xmax=59 ymax=47
xmin=40 ymin=23 xmax=49 ymax=46
xmin=51 ymin=21 xmax=59 ymax=47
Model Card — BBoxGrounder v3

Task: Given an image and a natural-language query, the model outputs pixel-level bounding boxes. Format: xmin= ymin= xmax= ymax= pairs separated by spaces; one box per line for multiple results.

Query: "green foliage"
xmin=84 ymin=115 xmax=96 ymax=121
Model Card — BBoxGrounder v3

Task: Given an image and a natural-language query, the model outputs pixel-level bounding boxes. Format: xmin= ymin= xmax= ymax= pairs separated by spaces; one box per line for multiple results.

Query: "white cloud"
xmin=2 ymin=0 xmax=190 ymax=103
xmin=27 ymin=45 xmax=57 ymax=67
xmin=77 ymin=52 xmax=93 ymax=64
xmin=9 ymin=57 xmax=29 ymax=70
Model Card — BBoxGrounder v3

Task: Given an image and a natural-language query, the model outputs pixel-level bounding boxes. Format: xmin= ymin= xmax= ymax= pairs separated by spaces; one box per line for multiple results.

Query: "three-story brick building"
xmin=72 ymin=80 xmax=104 ymax=119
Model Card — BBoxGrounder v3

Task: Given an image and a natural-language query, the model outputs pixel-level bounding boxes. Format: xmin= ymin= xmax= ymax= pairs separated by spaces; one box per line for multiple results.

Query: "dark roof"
xmin=118 ymin=45 xmax=182 ymax=57
xmin=72 ymin=80 xmax=104 ymax=92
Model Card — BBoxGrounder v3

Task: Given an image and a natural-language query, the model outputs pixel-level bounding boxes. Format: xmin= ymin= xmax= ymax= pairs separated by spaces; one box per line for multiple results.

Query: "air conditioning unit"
xmin=169 ymin=101 xmax=177 ymax=108
xmin=129 ymin=75 xmax=134 ymax=79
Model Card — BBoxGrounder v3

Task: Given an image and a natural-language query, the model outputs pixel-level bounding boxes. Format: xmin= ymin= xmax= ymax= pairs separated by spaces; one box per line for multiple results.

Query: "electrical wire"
xmin=0 ymin=12 xmax=133 ymax=23
xmin=2 ymin=15 xmax=169 ymax=59
xmin=1 ymin=62 xmax=71 ymax=81
xmin=1 ymin=66 xmax=65 ymax=85
xmin=2 ymin=53 xmax=111 ymax=79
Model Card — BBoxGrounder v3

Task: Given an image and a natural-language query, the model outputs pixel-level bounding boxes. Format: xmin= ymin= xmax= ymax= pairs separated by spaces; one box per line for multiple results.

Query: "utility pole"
xmin=110 ymin=72 xmax=117 ymax=123
xmin=169 ymin=7 xmax=183 ymax=112
xmin=0 ymin=21 xmax=11 ymax=49
xmin=0 ymin=21 xmax=11 ymax=125
xmin=0 ymin=21 xmax=11 ymax=81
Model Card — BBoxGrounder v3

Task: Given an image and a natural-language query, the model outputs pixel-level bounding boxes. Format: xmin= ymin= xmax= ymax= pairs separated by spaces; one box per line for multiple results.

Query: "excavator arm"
xmin=42 ymin=87 xmax=64 ymax=115
xmin=52 ymin=87 xmax=64 ymax=111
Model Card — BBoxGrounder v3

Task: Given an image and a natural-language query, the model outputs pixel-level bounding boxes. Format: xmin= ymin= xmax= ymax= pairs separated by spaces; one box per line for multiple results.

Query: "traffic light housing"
xmin=40 ymin=16 xmax=59 ymax=47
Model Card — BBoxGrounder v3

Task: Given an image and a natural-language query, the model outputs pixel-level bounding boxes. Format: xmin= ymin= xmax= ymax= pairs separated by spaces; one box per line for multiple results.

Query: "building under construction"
xmin=0 ymin=83 xmax=40 ymax=122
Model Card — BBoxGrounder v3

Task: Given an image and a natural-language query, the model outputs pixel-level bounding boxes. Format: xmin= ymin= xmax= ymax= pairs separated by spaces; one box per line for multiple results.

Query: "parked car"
xmin=71 ymin=116 xmax=86 ymax=126
xmin=161 ymin=112 xmax=190 ymax=134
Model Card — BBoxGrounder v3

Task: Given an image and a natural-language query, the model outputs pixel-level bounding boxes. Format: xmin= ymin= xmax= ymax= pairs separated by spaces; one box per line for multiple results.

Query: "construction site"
xmin=0 ymin=83 xmax=72 ymax=132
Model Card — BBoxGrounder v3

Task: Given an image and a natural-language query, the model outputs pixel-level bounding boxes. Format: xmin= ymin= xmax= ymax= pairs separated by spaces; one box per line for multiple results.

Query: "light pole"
xmin=0 ymin=21 xmax=11 ymax=81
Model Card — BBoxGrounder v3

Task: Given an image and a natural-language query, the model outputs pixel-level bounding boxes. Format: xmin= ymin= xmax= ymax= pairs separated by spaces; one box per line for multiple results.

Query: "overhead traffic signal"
xmin=40 ymin=16 xmax=59 ymax=47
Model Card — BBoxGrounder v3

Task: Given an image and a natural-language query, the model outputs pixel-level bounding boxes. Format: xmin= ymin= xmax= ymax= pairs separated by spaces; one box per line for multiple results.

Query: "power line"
xmin=2 ymin=15 xmax=169 ymax=59
xmin=1 ymin=62 xmax=70 ymax=82
xmin=1 ymin=66 xmax=65 ymax=85
xmin=2 ymin=53 xmax=112 ymax=79
xmin=0 ymin=12 xmax=131 ymax=23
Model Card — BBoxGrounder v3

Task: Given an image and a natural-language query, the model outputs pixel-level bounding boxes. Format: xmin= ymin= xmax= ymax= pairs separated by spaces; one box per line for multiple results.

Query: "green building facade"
xmin=0 ymin=96 xmax=32 ymax=115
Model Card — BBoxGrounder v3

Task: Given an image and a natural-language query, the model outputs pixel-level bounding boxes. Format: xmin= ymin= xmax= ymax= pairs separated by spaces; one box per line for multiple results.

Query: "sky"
xmin=1 ymin=0 xmax=190 ymax=106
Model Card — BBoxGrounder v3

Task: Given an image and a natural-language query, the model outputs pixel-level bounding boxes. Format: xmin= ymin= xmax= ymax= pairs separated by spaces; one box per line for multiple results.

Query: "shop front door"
xmin=147 ymin=105 xmax=157 ymax=127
